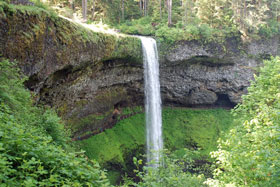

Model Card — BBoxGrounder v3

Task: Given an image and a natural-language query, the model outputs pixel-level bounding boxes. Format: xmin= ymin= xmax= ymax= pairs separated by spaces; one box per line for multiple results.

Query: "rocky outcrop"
xmin=0 ymin=2 xmax=142 ymax=90
xmin=0 ymin=2 xmax=142 ymax=135
xmin=1 ymin=2 xmax=279 ymax=137
xmin=160 ymin=37 xmax=280 ymax=107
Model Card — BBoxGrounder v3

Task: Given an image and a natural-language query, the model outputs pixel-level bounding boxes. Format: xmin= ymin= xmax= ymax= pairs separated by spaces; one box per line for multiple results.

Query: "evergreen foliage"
xmin=0 ymin=59 xmax=111 ymax=186
xmin=93 ymin=0 xmax=279 ymax=43
xmin=17 ymin=0 xmax=279 ymax=43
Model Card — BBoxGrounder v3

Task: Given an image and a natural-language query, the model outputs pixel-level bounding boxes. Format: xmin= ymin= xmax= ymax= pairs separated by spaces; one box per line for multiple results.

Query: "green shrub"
xmin=124 ymin=150 xmax=206 ymax=187
xmin=118 ymin=17 xmax=155 ymax=36
xmin=155 ymin=24 xmax=186 ymax=43
xmin=37 ymin=109 xmax=70 ymax=148
xmin=0 ymin=59 xmax=111 ymax=186
xmin=258 ymin=20 xmax=280 ymax=38
xmin=207 ymin=57 xmax=280 ymax=186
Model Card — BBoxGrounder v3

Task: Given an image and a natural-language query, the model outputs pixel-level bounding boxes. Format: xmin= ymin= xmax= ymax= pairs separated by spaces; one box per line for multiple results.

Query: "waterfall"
xmin=140 ymin=37 xmax=163 ymax=166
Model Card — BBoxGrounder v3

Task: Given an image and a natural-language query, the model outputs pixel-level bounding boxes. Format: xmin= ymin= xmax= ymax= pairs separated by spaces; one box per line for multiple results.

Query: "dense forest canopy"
xmin=44 ymin=0 xmax=280 ymax=42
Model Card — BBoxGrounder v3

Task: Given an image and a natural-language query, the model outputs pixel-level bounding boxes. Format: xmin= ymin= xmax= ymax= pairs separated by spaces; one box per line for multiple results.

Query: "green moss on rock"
xmin=162 ymin=108 xmax=234 ymax=155
xmin=78 ymin=113 xmax=145 ymax=166
xmin=0 ymin=1 xmax=142 ymax=80
xmin=78 ymin=108 xmax=234 ymax=184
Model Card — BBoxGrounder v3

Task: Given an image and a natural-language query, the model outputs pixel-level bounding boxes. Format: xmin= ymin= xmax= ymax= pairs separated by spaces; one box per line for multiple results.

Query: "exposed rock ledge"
xmin=1 ymin=2 xmax=279 ymax=136
xmin=160 ymin=37 xmax=280 ymax=107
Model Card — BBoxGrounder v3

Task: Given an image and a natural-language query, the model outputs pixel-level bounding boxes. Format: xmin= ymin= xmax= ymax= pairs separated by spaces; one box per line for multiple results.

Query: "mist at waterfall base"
xmin=140 ymin=37 xmax=163 ymax=167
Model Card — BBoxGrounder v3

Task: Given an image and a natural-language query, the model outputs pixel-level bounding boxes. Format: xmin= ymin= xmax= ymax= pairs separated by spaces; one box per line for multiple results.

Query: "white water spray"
xmin=140 ymin=37 xmax=163 ymax=166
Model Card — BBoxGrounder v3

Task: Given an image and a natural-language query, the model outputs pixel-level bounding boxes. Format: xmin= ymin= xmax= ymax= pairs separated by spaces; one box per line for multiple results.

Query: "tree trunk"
xmin=122 ymin=0 xmax=124 ymax=20
xmin=143 ymin=0 xmax=146 ymax=16
xmin=160 ymin=0 xmax=162 ymax=19
xmin=240 ymin=0 xmax=244 ymax=29
xmin=276 ymin=1 xmax=279 ymax=22
xmin=140 ymin=0 xmax=143 ymax=16
xmin=143 ymin=0 xmax=148 ymax=16
xmin=144 ymin=0 xmax=148 ymax=16
xmin=168 ymin=0 xmax=172 ymax=26
xmin=237 ymin=0 xmax=241 ymax=25
xmin=184 ymin=0 xmax=187 ymax=25
xmin=70 ymin=0 xmax=75 ymax=12
xmin=82 ymin=0 xmax=87 ymax=21
xmin=243 ymin=0 xmax=247 ymax=32
xmin=91 ymin=0 xmax=95 ymax=20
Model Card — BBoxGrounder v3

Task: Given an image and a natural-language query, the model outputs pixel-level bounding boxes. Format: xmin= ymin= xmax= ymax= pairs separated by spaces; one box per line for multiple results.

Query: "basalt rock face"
xmin=160 ymin=37 xmax=280 ymax=107
xmin=41 ymin=60 xmax=144 ymax=137
xmin=0 ymin=2 xmax=143 ymax=136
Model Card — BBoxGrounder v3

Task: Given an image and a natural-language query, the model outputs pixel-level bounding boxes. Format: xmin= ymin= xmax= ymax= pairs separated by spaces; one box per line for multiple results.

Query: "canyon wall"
xmin=1 ymin=2 xmax=279 ymax=137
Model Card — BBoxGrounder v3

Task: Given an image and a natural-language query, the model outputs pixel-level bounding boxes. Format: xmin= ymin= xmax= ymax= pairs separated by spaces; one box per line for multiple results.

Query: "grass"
xmin=78 ymin=107 xmax=234 ymax=184
xmin=162 ymin=107 xmax=234 ymax=156
xmin=78 ymin=113 xmax=145 ymax=166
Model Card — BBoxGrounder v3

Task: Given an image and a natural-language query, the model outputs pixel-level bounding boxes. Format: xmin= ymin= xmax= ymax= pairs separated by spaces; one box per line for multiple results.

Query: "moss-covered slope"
xmin=0 ymin=1 xmax=142 ymax=85
xmin=78 ymin=107 xmax=234 ymax=183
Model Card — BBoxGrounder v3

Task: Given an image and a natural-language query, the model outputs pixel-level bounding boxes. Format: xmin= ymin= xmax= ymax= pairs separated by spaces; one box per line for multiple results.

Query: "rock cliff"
xmin=1 ymin=2 xmax=279 ymax=137
xmin=0 ymin=2 xmax=143 ymax=136
xmin=160 ymin=37 xmax=280 ymax=107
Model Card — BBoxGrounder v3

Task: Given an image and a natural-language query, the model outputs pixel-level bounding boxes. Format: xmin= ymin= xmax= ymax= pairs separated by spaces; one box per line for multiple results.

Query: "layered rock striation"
xmin=160 ymin=37 xmax=280 ymax=107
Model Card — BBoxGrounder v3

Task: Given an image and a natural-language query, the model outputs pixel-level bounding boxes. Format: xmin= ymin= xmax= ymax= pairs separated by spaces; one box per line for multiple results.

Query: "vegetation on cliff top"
xmin=0 ymin=1 xmax=142 ymax=65
xmin=30 ymin=0 xmax=280 ymax=44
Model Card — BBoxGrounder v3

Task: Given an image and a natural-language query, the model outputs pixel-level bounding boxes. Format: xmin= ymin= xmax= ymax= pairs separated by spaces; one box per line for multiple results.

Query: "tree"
xmin=92 ymin=0 xmax=95 ymax=20
xmin=82 ymin=0 xmax=87 ymax=21
xmin=267 ymin=0 xmax=280 ymax=21
xmin=139 ymin=0 xmax=143 ymax=15
xmin=122 ymin=0 xmax=125 ymax=20
xmin=160 ymin=0 xmax=162 ymax=19
xmin=196 ymin=0 xmax=233 ymax=29
xmin=167 ymin=0 xmax=172 ymax=26
xmin=151 ymin=0 xmax=163 ymax=22
xmin=144 ymin=0 xmax=148 ymax=16
xmin=70 ymin=0 xmax=75 ymax=11
xmin=182 ymin=0 xmax=195 ymax=25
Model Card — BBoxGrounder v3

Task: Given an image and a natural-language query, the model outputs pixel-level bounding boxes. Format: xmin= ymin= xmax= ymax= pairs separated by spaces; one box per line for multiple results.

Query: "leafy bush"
xmin=117 ymin=15 xmax=240 ymax=44
xmin=37 ymin=109 xmax=70 ymax=148
xmin=123 ymin=150 xmax=206 ymax=187
xmin=206 ymin=57 xmax=280 ymax=186
xmin=155 ymin=24 xmax=186 ymax=43
xmin=258 ymin=20 xmax=280 ymax=38
xmin=118 ymin=17 xmax=155 ymax=36
xmin=0 ymin=59 xmax=111 ymax=186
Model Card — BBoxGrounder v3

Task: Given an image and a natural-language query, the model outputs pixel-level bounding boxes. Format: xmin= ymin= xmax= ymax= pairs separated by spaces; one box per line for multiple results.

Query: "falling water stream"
xmin=139 ymin=37 xmax=163 ymax=166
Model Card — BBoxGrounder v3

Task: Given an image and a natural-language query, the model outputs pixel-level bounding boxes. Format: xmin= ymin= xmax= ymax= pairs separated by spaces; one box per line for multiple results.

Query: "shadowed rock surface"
xmin=160 ymin=38 xmax=280 ymax=106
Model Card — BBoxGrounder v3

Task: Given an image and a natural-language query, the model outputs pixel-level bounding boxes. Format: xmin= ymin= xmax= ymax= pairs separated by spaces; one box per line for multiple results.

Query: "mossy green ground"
xmin=78 ymin=107 xmax=234 ymax=184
